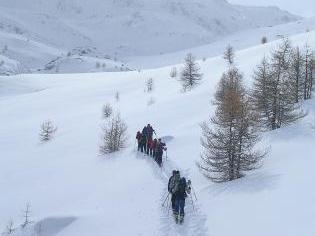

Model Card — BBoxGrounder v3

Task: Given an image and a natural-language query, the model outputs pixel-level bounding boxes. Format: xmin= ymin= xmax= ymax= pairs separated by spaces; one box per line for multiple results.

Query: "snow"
xmin=0 ymin=0 xmax=299 ymax=73
xmin=227 ymin=0 xmax=315 ymax=17
xmin=1 ymin=28 xmax=315 ymax=236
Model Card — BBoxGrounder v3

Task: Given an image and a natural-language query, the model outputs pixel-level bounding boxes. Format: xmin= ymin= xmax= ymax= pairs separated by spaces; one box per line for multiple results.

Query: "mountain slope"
xmin=0 ymin=0 xmax=299 ymax=73
xmin=1 ymin=30 xmax=315 ymax=236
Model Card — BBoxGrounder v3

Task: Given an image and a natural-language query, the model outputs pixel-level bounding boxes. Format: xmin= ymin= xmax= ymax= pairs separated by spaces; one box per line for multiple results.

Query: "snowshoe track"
xmin=134 ymin=150 xmax=208 ymax=235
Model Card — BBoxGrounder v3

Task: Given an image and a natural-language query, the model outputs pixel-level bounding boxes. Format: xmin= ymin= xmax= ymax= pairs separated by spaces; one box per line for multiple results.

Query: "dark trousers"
xmin=142 ymin=141 xmax=147 ymax=153
xmin=171 ymin=194 xmax=176 ymax=210
xmin=174 ymin=198 xmax=185 ymax=216
xmin=146 ymin=145 xmax=150 ymax=155
xmin=140 ymin=142 xmax=145 ymax=152
xmin=156 ymin=155 xmax=162 ymax=166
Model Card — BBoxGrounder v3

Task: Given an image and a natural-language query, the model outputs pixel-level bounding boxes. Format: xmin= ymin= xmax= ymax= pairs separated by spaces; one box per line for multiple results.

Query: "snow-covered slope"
xmin=1 ymin=30 xmax=315 ymax=236
xmin=0 ymin=0 xmax=299 ymax=73
xmin=228 ymin=0 xmax=315 ymax=17
xmin=129 ymin=17 xmax=315 ymax=68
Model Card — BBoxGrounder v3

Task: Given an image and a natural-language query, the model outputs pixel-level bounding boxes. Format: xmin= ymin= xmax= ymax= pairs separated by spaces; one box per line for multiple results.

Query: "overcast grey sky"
xmin=227 ymin=0 xmax=315 ymax=17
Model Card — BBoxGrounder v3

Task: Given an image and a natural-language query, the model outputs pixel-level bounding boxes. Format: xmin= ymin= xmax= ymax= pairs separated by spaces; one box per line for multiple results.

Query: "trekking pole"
xmin=162 ymin=193 xmax=170 ymax=207
xmin=134 ymin=139 xmax=136 ymax=151
xmin=190 ymin=194 xmax=196 ymax=212
xmin=167 ymin=198 xmax=172 ymax=215
xmin=191 ymin=185 xmax=198 ymax=201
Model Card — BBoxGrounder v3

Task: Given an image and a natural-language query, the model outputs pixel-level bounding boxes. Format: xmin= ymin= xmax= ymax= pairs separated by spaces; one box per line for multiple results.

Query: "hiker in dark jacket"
xmin=146 ymin=124 xmax=155 ymax=140
xmin=155 ymin=138 xmax=167 ymax=166
xmin=140 ymin=133 xmax=147 ymax=153
xmin=136 ymin=131 xmax=142 ymax=151
xmin=155 ymin=138 xmax=166 ymax=167
xmin=142 ymin=126 xmax=148 ymax=139
xmin=173 ymin=177 xmax=191 ymax=224
xmin=168 ymin=170 xmax=180 ymax=212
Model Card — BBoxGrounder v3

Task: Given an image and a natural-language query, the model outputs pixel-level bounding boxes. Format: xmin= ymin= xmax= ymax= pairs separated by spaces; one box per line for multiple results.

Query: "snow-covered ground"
xmin=1 ymin=29 xmax=315 ymax=236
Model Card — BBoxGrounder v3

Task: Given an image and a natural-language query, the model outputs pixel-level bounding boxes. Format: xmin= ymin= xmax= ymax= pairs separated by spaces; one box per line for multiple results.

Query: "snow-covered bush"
xmin=3 ymin=220 xmax=15 ymax=235
xmin=261 ymin=36 xmax=268 ymax=44
xmin=21 ymin=204 xmax=33 ymax=228
xmin=39 ymin=120 xmax=57 ymax=142
xmin=99 ymin=113 xmax=128 ymax=155
xmin=170 ymin=67 xmax=177 ymax=78
xmin=115 ymin=91 xmax=120 ymax=102
xmin=145 ymin=78 xmax=154 ymax=92
xmin=147 ymin=97 xmax=155 ymax=106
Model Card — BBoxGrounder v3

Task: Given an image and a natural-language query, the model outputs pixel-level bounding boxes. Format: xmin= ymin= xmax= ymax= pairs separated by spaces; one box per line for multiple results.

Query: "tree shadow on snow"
xmin=33 ymin=216 xmax=76 ymax=236
xmin=204 ymin=172 xmax=281 ymax=196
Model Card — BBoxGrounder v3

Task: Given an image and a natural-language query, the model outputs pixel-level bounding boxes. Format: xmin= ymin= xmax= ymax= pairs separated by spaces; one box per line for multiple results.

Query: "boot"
xmin=174 ymin=213 xmax=179 ymax=224
xmin=179 ymin=214 xmax=184 ymax=224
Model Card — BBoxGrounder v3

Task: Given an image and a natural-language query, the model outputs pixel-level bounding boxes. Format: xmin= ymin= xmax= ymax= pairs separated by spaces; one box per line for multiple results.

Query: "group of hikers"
xmin=136 ymin=124 xmax=167 ymax=167
xmin=167 ymin=170 xmax=192 ymax=224
xmin=135 ymin=124 xmax=193 ymax=224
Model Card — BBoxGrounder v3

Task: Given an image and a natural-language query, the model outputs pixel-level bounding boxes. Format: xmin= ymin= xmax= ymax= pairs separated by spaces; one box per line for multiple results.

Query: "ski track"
xmin=135 ymin=149 xmax=208 ymax=236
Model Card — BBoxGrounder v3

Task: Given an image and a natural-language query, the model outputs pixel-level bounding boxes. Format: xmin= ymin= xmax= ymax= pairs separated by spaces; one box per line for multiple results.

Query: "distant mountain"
xmin=0 ymin=0 xmax=299 ymax=74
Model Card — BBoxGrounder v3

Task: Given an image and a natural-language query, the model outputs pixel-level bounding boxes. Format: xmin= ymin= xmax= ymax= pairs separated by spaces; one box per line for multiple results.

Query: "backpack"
xmin=178 ymin=178 xmax=187 ymax=195
xmin=171 ymin=174 xmax=181 ymax=194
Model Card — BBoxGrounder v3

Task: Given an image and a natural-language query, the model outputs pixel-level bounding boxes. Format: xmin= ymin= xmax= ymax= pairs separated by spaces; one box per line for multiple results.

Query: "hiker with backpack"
xmin=140 ymin=130 xmax=147 ymax=153
xmin=147 ymin=136 xmax=153 ymax=155
xmin=168 ymin=170 xmax=181 ymax=213
xmin=155 ymin=138 xmax=166 ymax=167
xmin=173 ymin=177 xmax=191 ymax=224
xmin=151 ymin=138 xmax=157 ymax=158
xmin=146 ymin=124 xmax=156 ymax=140
xmin=136 ymin=131 xmax=142 ymax=151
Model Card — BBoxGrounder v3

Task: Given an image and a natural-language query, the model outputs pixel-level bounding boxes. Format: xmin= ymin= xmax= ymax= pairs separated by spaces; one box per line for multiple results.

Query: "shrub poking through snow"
xmin=103 ymin=103 xmax=113 ymax=118
xmin=39 ymin=120 xmax=57 ymax=142
xmin=147 ymin=97 xmax=155 ymax=106
xmin=21 ymin=203 xmax=33 ymax=228
xmin=115 ymin=91 xmax=120 ymax=102
xmin=99 ymin=113 xmax=128 ymax=155
xmin=180 ymin=53 xmax=202 ymax=91
xmin=145 ymin=78 xmax=154 ymax=92
xmin=3 ymin=220 xmax=15 ymax=235
xmin=261 ymin=36 xmax=268 ymax=44
xmin=170 ymin=67 xmax=177 ymax=78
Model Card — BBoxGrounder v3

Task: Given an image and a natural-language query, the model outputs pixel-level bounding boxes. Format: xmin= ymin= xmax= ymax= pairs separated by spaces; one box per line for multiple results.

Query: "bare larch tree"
xmin=200 ymin=66 xmax=265 ymax=182
xmin=21 ymin=203 xmax=33 ymax=228
xmin=251 ymin=39 xmax=305 ymax=130
xmin=223 ymin=44 xmax=235 ymax=66
xmin=180 ymin=53 xmax=202 ymax=91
